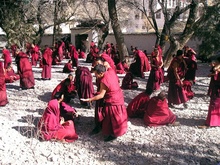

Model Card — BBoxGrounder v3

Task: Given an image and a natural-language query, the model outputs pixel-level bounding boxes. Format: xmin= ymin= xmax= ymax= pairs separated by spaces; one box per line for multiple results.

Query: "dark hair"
xmin=54 ymin=92 xmax=63 ymax=99
xmin=64 ymin=78 xmax=71 ymax=86
xmin=176 ymin=50 xmax=183 ymax=57
xmin=93 ymin=64 xmax=106 ymax=74
xmin=68 ymin=60 xmax=72 ymax=63
xmin=7 ymin=62 xmax=12 ymax=69
xmin=94 ymin=57 xmax=105 ymax=63
xmin=145 ymin=88 xmax=153 ymax=95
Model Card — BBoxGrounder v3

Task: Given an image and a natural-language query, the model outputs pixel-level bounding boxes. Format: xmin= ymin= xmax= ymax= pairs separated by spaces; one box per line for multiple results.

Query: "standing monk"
xmin=146 ymin=48 xmax=164 ymax=91
xmin=30 ymin=43 xmax=39 ymax=66
xmin=41 ymin=45 xmax=53 ymax=80
xmin=69 ymin=43 xmax=78 ymax=68
xmin=81 ymin=64 xmax=128 ymax=142
xmin=0 ymin=61 xmax=8 ymax=106
xmin=15 ymin=49 xmax=35 ymax=90
xmin=167 ymin=50 xmax=188 ymax=108
xmin=2 ymin=47 xmax=12 ymax=69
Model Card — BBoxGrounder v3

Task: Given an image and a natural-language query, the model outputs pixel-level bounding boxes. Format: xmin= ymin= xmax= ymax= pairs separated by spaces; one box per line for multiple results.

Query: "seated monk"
xmin=38 ymin=92 xmax=78 ymax=142
xmin=63 ymin=60 xmax=74 ymax=73
xmin=144 ymin=91 xmax=178 ymax=127
xmin=5 ymin=63 xmax=20 ymax=83
xmin=116 ymin=59 xmax=129 ymax=74
xmin=60 ymin=101 xmax=79 ymax=121
xmin=51 ymin=74 xmax=77 ymax=103
xmin=78 ymin=49 xmax=86 ymax=59
xmin=127 ymin=88 xmax=153 ymax=118
xmin=121 ymin=72 xmax=138 ymax=89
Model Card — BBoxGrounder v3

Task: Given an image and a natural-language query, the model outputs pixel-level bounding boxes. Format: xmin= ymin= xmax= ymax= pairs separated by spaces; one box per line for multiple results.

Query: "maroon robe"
xmin=127 ymin=92 xmax=150 ymax=118
xmin=116 ymin=62 xmax=126 ymax=74
xmin=74 ymin=66 xmax=94 ymax=106
xmin=58 ymin=41 xmax=65 ymax=61
xmin=70 ymin=45 xmax=78 ymax=67
xmin=101 ymin=52 xmax=115 ymax=70
xmin=2 ymin=48 xmax=12 ymax=69
xmin=183 ymin=80 xmax=194 ymax=99
xmin=16 ymin=52 xmax=35 ymax=89
xmin=121 ymin=72 xmax=138 ymax=89
xmin=146 ymin=55 xmax=164 ymax=91
xmin=5 ymin=68 xmax=20 ymax=83
xmin=167 ymin=57 xmax=188 ymax=105
xmin=60 ymin=102 xmax=77 ymax=121
xmin=78 ymin=51 xmax=86 ymax=59
xmin=184 ymin=57 xmax=197 ymax=83
xmin=0 ymin=62 xmax=8 ymax=106
xmin=42 ymin=47 xmax=52 ymax=79
xmin=38 ymin=99 xmax=78 ymax=142
xmin=63 ymin=63 xmax=73 ymax=73
xmin=205 ymin=72 xmax=220 ymax=126
xmin=31 ymin=45 xmax=39 ymax=66
xmin=144 ymin=96 xmax=176 ymax=126
xmin=100 ymin=68 xmax=128 ymax=137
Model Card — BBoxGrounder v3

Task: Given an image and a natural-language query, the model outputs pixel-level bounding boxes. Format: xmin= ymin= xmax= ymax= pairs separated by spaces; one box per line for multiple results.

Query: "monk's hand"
xmin=80 ymin=98 xmax=90 ymax=102
xmin=60 ymin=117 xmax=65 ymax=125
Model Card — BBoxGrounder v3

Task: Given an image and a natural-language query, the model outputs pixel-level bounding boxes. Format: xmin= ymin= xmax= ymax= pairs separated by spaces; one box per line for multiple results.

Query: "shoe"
xmin=197 ymin=125 xmax=209 ymax=129
xmin=89 ymin=126 xmax=101 ymax=136
xmin=168 ymin=121 xmax=180 ymax=126
xmin=104 ymin=135 xmax=117 ymax=142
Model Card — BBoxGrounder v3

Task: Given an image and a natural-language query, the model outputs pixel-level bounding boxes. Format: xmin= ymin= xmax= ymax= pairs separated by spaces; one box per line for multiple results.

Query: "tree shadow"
xmin=177 ymin=117 xmax=205 ymax=127
xmin=6 ymin=84 xmax=20 ymax=90
xmin=38 ymin=92 xmax=52 ymax=102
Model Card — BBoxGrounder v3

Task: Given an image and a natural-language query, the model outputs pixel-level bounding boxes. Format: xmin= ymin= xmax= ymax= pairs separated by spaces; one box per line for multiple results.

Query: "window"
xmin=156 ymin=12 xmax=161 ymax=19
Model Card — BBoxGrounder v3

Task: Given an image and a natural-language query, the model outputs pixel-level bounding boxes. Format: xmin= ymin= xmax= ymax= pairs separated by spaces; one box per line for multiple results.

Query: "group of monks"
xmin=0 ymin=40 xmax=220 ymax=143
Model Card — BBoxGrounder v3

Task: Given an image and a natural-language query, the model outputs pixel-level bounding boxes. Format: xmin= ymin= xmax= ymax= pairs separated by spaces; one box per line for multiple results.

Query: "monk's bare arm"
xmin=173 ymin=62 xmax=180 ymax=80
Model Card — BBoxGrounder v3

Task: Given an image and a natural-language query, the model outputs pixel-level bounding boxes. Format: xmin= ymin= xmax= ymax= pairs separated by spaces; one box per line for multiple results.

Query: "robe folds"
xmin=184 ymin=58 xmax=197 ymax=83
xmin=127 ymin=92 xmax=150 ymax=118
xmin=70 ymin=45 xmax=78 ymax=68
xmin=16 ymin=52 xmax=35 ymax=89
xmin=42 ymin=47 xmax=52 ymax=79
xmin=38 ymin=99 xmax=78 ymax=142
xmin=0 ymin=62 xmax=8 ymax=106
xmin=2 ymin=48 xmax=12 ymax=69
xmin=74 ymin=66 xmax=94 ymax=106
xmin=121 ymin=72 xmax=138 ymax=89
xmin=144 ymin=97 xmax=176 ymax=126
xmin=5 ymin=69 xmax=20 ymax=83
xmin=101 ymin=53 xmax=116 ymax=70
xmin=63 ymin=63 xmax=73 ymax=73
xmin=205 ymin=72 xmax=220 ymax=126
xmin=31 ymin=45 xmax=39 ymax=66
xmin=100 ymin=68 xmax=128 ymax=137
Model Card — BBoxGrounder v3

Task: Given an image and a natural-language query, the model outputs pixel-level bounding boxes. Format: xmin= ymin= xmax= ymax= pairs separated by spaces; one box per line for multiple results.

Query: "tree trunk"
xmin=108 ymin=0 xmax=129 ymax=61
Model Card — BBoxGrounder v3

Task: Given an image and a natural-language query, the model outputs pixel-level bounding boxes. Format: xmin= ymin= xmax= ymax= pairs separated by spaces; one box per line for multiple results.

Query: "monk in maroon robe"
xmin=78 ymin=49 xmax=86 ymax=59
xmin=81 ymin=64 xmax=127 ymax=142
xmin=167 ymin=50 xmax=188 ymax=108
xmin=116 ymin=59 xmax=129 ymax=74
xmin=11 ymin=44 xmax=18 ymax=57
xmin=5 ymin=63 xmax=20 ymax=83
xmin=121 ymin=72 xmax=138 ymax=89
xmin=69 ymin=43 xmax=78 ymax=68
xmin=51 ymin=74 xmax=77 ymax=103
xmin=2 ymin=47 xmax=12 ymax=69
xmin=38 ymin=92 xmax=78 ymax=142
xmin=100 ymin=52 xmax=116 ymax=71
xmin=147 ymin=48 xmax=164 ymax=91
xmin=127 ymin=88 xmax=153 ymax=118
xmin=129 ymin=48 xmax=151 ymax=78
xmin=30 ymin=44 xmax=39 ymax=66
xmin=74 ymin=66 xmax=94 ymax=107
xmin=63 ymin=60 xmax=74 ymax=73
xmin=207 ymin=60 xmax=218 ymax=96
xmin=144 ymin=91 xmax=177 ymax=126
xmin=60 ymin=101 xmax=78 ymax=121
xmin=15 ymin=50 xmax=35 ymax=90
xmin=58 ymin=41 xmax=65 ymax=62
xmin=41 ymin=46 xmax=52 ymax=80
xmin=0 ymin=61 xmax=8 ymax=106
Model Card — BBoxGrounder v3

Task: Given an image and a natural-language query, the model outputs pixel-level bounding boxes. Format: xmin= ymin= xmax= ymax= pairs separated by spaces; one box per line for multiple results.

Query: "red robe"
xmin=63 ymin=63 xmax=73 ymax=73
xmin=17 ymin=52 xmax=35 ymax=89
xmin=101 ymin=52 xmax=115 ymax=70
xmin=184 ymin=57 xmax=197 ymax=83
xmin=78 ymin=51 xmax=86 ymax=59
xmin=70 ymin=45 xmax=78 ymax=67
xmin=2 ymin=48 xmax=12 ymax=69
xmin=127 ymin=92 xmax=150 ymax=118
xmin=58 ymin=41 xmax=65 ymax=61
xmin=5 ymin=68 xmax=20 ymax=83
xmin=144 ymin=97 xmax=176 ymax=126
xmin=167 ymin=57 xmax=188 ymax=105
xmin=100 ymin=68 xmax=127 ymax=137
xmin=31 ymin=45 xmax=39 ymax=66
xmin=0 ymin=62 xmax=8 ymax=106
xmin=121 ymin=72 xmax=138 ymax=89
xmin=205 ymin=72 xmax=220 ymax=126
xmin=116 ymin=62 xmax=126 ymax=74
xmin=38 ymin=99 xmax=78 ymax=142
xmin=60 ymin=102 xmax=77 ymax=121
xmin=42 ymin=47 xmax=52 ymax=79
xmin=74 ymin=66 xmax=94 ymax=106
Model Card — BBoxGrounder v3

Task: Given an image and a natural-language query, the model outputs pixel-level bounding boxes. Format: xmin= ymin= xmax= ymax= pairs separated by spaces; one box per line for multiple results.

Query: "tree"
xmin=108 ymin=0 xmax=129 ymax=60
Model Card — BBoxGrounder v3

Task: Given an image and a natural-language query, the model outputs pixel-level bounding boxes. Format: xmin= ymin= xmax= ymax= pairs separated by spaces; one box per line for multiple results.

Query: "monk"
xmin=116 ymin=59 xmax=129 ymax=74
xmin=38 ymin=92 xmax=78 ymax=142
xmin=146 ymin=47 xmax=164 ymax=91
xmin=129 ymin=47 xmax=151 ymax=78
xmin=127 ymin=88 xmax=153 ymax=118
xmin=167 ymin=50 xmax=188 ymax=108
xmin=41 ymin=45 xmax=53 ymax=80
xmin=121 ymin=72 xmax=138 ymax=89
xmin=15 ymin=49 xmax=35 ymax=90
xmin=199 ymin=57 xmax=220 ymax=128
xmin=184 ymin=53 xmax=197 ymax=83
xmin=58 ymin=41 xmax=65 ymax=62
xmin=74 ymin=66 xmax=94 ymax=108
xmin=100 ymin=51 xmax=116 ymax=71
xmin=81 ymin=64 xmax=128 ymax=142
xmin=60 ymin=101 xmax=78 ymax=121
xmin=0 ymin=61 xmax=8 ymax=106
xmin=78 ymin=49 xmax=86 ymax=59
xmin=51 ymin=74 xmax=77 ymax=103
xmin=63 ymin=60 xmax=74 ymax=73
xmin=184 ymin=46 xmax=197 ymax=61
xmin=69 ymin=43 xmax=78 ymax=68
xmin=5 ymin=63 xmax=20 ymax=83
xmin=30 ymin=43 xmax=39 ymax=66
xmin=2 ymin=47 xmax=12 ymax=69
xmin=144 ymin=91 xmax=178 ymax=126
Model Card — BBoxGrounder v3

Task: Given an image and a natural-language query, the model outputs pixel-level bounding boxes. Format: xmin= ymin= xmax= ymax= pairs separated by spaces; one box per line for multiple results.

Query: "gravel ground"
xmin=0 ymin=58 xmax=219 ymax=165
